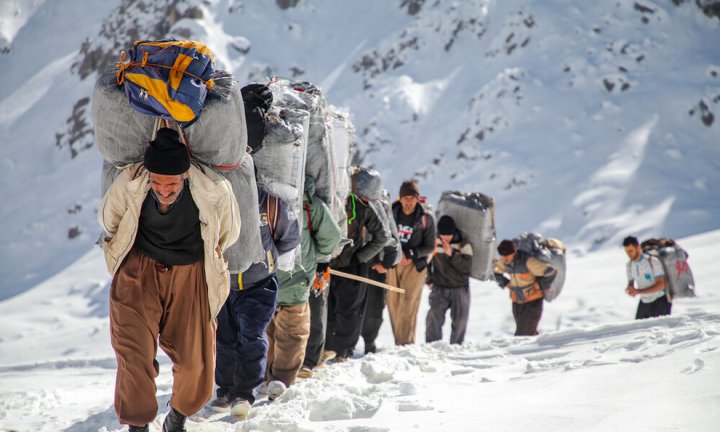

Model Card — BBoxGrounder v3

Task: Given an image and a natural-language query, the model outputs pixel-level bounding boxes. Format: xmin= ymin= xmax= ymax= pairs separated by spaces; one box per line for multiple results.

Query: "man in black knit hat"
xmin=425 ymin=215 xmax=474 ymax=344
xmin=98 ymin=128 xmax=240 ymax=432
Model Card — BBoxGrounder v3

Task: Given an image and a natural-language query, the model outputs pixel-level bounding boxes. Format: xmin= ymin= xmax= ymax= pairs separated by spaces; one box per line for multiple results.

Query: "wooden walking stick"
xmin=329 ymin=269 xmax=406 ymax=294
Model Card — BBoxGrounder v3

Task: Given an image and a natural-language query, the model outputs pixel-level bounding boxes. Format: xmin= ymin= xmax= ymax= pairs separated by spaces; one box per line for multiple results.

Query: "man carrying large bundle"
xmin=211 ymin=183 xmax=300 ymax=417
xmin=98 ymin=128 xmax=240 ymax=432
xmin=623 ymin=236 xmax=670 ymax=319
xmin=324 ymin=186 xmax=389 ymax=362
xmin=425 ymin=216 xmax=474 ymax=345
xmin=267 ymin=177 xmax=341 ymax=385
xmin=493 ymin=240 xmax=556 ymax=336
xmin=386 ymin=179 xmax=436 ymax=345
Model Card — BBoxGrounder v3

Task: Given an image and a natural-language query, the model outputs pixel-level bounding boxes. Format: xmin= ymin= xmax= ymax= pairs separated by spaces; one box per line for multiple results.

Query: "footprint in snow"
xmin=681 ymin=358 xmax=705 ymax=375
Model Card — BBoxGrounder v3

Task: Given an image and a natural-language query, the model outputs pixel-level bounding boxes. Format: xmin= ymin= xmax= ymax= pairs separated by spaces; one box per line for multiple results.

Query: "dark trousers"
xmin=636 ymin=295 xmax=672 ymax=319
xmin=215 ymin=275 xmax=278 ymax=403
xmin=426 ymin=286 xmax=470 ymax=344
xmin=512 ymin=298 xmax=543 ymax=336
xmin=326 ymin=263 xmax=368 ymax=358
xmin=361 ymin=268 xmax=387 ymax=353
xmin=303 ymin=284 xmax=329 ymax=369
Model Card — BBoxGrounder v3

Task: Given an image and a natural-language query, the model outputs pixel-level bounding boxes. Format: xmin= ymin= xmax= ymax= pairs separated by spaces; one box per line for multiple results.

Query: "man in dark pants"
xmin=623 ymin=236 xmax=670 ymax=319
xmin=361 ymin=195 xmax=400 ymax=354
xmin=325 ymin=192 xmax=389 ymax=362
xmin=493 ymin=240 xmax=556 ymax=336
xmin=425 ymin=216 xmax=474 ymax=345
xmin=99 ymin=128 xmax=240 ymax=432
xmin=211 ymin=186 xmax=300 ymax=417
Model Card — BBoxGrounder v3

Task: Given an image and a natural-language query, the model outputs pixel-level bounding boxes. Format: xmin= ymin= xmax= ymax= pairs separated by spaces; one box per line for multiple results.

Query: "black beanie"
xmin=399 ymin=179 xmax=420 ymax=198
xmin=144 ymin=128 xmax=190 ymax=175
xmin=497 ymin=239 xmax=516 ymax=256
xmin=437 ymin=215 xmax=456 ymax=235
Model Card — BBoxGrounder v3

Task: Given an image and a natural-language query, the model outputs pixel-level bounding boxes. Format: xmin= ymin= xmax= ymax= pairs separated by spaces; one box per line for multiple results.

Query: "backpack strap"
xmin=304 ymin=203 xmax=315 ymax=238
xmin=266 ymin=194 xmax=279 ymax=240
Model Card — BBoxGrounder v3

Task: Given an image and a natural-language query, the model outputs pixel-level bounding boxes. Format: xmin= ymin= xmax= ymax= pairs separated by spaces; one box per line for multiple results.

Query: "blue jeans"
xmin=215 ymin=275 xmax=278 ymax=403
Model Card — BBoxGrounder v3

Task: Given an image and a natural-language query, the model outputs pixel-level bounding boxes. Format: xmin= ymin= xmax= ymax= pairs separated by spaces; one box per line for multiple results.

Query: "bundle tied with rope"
xmin=94 ymin=39 xmax=265 ymax=272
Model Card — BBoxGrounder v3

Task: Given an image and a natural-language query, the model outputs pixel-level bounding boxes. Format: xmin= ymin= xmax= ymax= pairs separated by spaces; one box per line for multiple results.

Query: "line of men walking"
xmin=97 ymin=132 xmax=591 ymax=431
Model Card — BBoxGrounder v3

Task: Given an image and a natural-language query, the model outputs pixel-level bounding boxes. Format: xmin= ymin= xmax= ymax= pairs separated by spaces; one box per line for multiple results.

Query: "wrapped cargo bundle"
xmin=94 ymin=63 xmax=263 ymax=271
xmin=93 ymin=68 xmax=247 ymax=167
xmin=437 ymin=191 xmax=497 ymax=281
xmin=513 ymin=232 xmax=567 ymax=302
xmin=215 ymin=157 xmax=265 ymax=273
xmin=326 ymin=106 xmax=354 ymax=251
xmin=251 ymin=106 xmax=309 ymax=214
xmin=641 ymin=238 xmax=695 ymax=298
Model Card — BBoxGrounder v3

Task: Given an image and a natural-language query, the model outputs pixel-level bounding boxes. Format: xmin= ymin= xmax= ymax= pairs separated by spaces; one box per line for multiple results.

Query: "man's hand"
xmin=428 ymin=282 xmax=434 ymax=291
xmin=312 ymin=266 xmax=330 ymax=296
xmin=441 ymin=238 xmax=452 ymax=256
xmin=372 ymin=263 xmax=387 ymax=274
xmin=401 ymin=255 xmax=413 ymax=266
xmin=626 ymin=284 xmax=638 ymax=297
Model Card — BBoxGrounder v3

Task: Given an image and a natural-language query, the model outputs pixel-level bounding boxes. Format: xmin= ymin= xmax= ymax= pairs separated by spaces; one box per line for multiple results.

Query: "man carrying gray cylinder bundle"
xmin=425 ymin=216 xmax=474 ymax=345
xmin=386 ymin=179 xmax=436 ymax=346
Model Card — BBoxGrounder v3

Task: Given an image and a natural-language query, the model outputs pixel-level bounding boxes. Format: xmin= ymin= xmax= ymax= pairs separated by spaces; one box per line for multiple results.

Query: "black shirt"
xmin=133 ymin=182 xmax=204 ymax=265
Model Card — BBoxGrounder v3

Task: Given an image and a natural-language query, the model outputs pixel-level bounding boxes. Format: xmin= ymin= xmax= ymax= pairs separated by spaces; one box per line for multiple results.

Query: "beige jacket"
xmin=98 ymin=162 xmax=241 ymax=319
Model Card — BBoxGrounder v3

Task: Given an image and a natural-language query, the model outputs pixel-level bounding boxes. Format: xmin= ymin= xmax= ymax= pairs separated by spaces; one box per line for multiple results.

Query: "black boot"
xmin=162 ymin=407 xmax=186 ymax=432
xmin=128 ymin=426 xmax=149 ymax=432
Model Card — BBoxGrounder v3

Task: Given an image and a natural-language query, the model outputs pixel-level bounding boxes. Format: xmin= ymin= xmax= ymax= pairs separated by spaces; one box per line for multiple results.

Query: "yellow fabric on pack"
xmin=124 ymin=72 xmax=196 ymax=122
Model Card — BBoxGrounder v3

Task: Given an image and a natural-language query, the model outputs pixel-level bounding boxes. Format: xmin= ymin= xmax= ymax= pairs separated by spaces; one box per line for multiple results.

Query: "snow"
xmin=0 ymin=0 xmax=719 ymax=430
xmin=0 ymin=229 xmax=718 ymax=431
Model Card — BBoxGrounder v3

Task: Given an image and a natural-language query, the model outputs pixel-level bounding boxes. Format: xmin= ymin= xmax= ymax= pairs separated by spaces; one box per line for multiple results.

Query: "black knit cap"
xmin=144 ymin=128 xmax=190 ymax=175
xmin=497 ymin=239 xmax=516 ymax=256
xmin=437 ymin=215 xmax=456 ymax=235
xmin=399 ymin=179 xmax=420 ymax=198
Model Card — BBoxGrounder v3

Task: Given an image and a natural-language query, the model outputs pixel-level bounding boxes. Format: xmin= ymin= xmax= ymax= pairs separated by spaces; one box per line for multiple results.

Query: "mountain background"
xmin=1 ymin=0 xmax=719 ymax=300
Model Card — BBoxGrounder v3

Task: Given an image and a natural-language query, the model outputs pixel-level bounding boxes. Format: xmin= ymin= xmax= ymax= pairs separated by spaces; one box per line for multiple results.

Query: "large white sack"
xmin=214 ymin=157 xmax=265 ymax=273
xmin=252 ymin=106 xmax=309 ymax=215
xmin=437 ymin=191 xmax=496 ymax=281
xmin=93 ymin=68 xmax=246 ymax=167
xmin=327 ymin=106 xmax=354 ymax=243
xmin=513 ymin=233 xmax=567 ymax=302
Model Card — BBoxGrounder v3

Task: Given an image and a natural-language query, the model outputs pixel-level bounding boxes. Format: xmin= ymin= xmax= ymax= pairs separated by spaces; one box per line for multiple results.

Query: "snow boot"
xmin=296 ymin=366 xmax=313 ymax=379
xmin=268 ymin=380 xmax=287 ymax=401
xmin=230 ymin=398 xmax=252 ymax=417
xmin=209 ymin=394 xmax=231 ymax=412
xmin=162 ymin=407 xmax=186 ymax=432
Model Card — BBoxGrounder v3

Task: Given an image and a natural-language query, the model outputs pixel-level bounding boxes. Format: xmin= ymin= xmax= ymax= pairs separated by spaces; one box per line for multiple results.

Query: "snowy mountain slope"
xmin=0 ymin=229 xmax=718 ymax=432
xmin=0 ymin=0 xmax=718 ymax=300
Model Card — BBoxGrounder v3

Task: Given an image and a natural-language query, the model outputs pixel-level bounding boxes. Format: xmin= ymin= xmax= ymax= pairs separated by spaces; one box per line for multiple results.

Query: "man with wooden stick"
xmin=386 ymin=179 xmax=437 ymax=345
xmin=324 ymin=187 xmax=389 ymax=362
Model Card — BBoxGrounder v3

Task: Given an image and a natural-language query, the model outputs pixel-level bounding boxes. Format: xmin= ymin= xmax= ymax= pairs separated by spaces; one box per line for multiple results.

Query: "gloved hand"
xmin=312 ymin=266 xmax=330 ymax=297
xmin=494 ymin=272 xmax=510 ymax=289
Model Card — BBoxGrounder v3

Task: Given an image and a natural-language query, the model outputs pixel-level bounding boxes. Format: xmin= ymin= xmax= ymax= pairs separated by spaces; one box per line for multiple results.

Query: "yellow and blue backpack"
xmin=116 ymin=39 xmax=215 ymax=126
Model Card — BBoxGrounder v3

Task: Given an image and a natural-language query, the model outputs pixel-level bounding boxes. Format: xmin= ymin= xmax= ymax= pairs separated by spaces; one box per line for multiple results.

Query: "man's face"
xmin=149 ymin=172 xmax=186 ymax=206
xmin=400 ymin=195 xmax=418 ymax=215
xmin=501 ymin=252 xmax=515 ymax=265
xmin=440 ymin=234 xmax=453 ymax=244
xmin=624 ymin=244 xmax=641 ymax=261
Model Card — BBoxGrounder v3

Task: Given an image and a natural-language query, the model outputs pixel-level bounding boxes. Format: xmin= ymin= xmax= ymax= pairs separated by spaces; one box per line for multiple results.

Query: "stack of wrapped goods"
xmin=436 ymin=191 xmax=497 ymax=281
xmin=265 ymin=78 xmax=355 ymax=258
xmin=93 ymin=63 xmax=264 ymax=274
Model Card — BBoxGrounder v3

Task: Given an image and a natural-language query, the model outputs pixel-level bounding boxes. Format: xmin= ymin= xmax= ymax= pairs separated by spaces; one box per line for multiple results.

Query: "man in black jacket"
xmin=386 ymin=179 xmax=436 ymax=345
xmin=325 ymin=192 xmax=389 ymax=361
xmin=425 ymin=216 xmax=473 ymax=344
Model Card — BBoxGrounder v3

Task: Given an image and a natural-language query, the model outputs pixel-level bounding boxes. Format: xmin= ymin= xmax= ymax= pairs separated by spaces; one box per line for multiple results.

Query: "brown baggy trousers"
xmin=266 ymin=302 xmax=311 ymax=387
xmin=109 ymin=249 xmax=215 ymax=426
xmin=386 ymin=262 xmax=428 ymax=345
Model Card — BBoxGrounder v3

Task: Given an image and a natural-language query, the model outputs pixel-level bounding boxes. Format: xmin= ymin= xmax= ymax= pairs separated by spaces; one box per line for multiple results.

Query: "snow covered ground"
xmin=0 ymin=229 xmax=718 ymax=432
